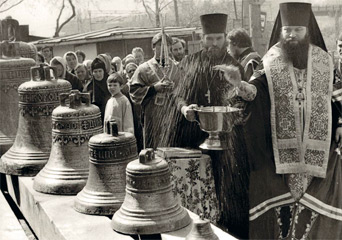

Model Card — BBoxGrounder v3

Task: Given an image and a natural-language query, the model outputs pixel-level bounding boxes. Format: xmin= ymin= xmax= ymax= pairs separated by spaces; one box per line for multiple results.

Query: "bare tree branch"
xmin=55 ymin=0 xmax=65 ymax=35
xmin=0 ymin=0 xmax=10 ymax=9
xmin=160 ymin=0 xmax=172 ymax=11
xmin=146 ymin=4 xmax=155 ymax=14
xmin=141 ymin=0 xmax=155 ymax=26
xmin=0 ymin=0 xmax=24 ymax=13
xmin=54 ymin=0 xmax=76 ymax=37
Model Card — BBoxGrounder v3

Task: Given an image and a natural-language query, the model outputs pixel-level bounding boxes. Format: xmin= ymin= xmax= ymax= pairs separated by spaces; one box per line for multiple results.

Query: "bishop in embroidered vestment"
xmin=218 ymin=2 xmax=342 ymax=239
xmin=129 ymin=32 xmax=180 ymax=149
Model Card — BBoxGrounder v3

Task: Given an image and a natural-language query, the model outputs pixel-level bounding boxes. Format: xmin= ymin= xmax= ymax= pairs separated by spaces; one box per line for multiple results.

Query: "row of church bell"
xmin=0 ymin=42 xmax=196 ymax=236
xmin=0 ymin=42 xmax=220 ymax=238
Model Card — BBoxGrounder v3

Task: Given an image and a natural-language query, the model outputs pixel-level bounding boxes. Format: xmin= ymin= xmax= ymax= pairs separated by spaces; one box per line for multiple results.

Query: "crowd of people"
xmin=33 ymin=2 xmax=342 ymax=239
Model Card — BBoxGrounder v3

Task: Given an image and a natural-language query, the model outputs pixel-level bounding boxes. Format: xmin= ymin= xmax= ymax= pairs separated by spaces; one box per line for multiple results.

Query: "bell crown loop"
xmin=139 ymin=148 xmax=156 ymax=164
xmin=59 ymin=90 xmax=91 ymax=108
xmin=105 ymin=120 xmax=119 ymax=137
xmin=0 ymin=41 xmax=20 ymax=59
xmin=29 ymin=65 xmax=58 ymax=82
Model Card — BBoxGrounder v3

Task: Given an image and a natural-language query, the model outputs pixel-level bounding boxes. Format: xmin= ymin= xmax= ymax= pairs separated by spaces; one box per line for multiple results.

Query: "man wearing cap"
xmin=169 ymin=13 xmax=251 ymax=238
xmin=216 ymin=2 xmax=342 ymax=238
xmin=129 ymin=32 xmax=180 ymax=149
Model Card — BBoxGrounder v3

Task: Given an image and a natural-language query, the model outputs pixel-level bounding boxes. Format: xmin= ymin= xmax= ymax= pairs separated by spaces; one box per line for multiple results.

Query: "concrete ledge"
xmin=5 ymin=175 xmax=236 ymax=240
xmin=0 ymin=191 xmax=28 ymax=240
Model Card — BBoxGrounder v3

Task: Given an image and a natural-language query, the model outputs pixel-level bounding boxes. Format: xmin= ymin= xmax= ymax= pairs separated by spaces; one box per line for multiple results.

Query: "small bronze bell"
xmin=186 ymin=215 xmax=219 ymax=240
xmin=74 ymin=120 xmax=137 ymax=215
xmin=111 ymin=148 xmax=191 ymax=235
xmin=33 ymin=90 xmax=102 ymax=194
xmin=0 ymin=65 xmax=71 ymax=176
xmin=0 ymin=41 xmax=36 ymax=155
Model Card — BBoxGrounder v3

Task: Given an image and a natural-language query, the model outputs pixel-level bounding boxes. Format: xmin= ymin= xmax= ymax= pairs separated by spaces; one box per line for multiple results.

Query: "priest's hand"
xmin=181 ymin=104 xmax=198 ymax=122
xmin=213 ymin=64 xmax=242 ymax=87
xmin=154 ymin=80 xmax=174 ymax=93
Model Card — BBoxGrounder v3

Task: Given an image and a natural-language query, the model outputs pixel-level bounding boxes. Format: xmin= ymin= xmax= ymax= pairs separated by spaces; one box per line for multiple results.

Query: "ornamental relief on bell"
xmin=126 ymin=173 xmax=169 ymax=190
xmin=19 ymin=92 xmax=60 ymax=103
xmin=0 ymin=68 xmax=30 ymax=80
xmin=52 ymin=118 xmax=102 ymax=131
xmin=19 ymin=104 xmax=56 ymax=117
xmin=1 ymin=82 xmax=21 ymax=93
xmin=52 ymin=133 xmax=95 ymax=145
xmin=89 ymin=145 xmax=137 ymax=160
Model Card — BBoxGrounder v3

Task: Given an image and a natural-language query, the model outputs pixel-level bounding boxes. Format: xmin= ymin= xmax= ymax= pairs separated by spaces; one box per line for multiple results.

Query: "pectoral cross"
xmin=296 ymin=87 xmax=305 ymax=105
xmin=205 ymin=90 xmax=211 ymax=104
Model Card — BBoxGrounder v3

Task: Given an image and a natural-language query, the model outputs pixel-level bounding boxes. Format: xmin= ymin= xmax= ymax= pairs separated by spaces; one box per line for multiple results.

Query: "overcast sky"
xmin=0 ymin=0 xmax=139 ymax=37
xmin=0 ymin=0 xmax=336 ymax=37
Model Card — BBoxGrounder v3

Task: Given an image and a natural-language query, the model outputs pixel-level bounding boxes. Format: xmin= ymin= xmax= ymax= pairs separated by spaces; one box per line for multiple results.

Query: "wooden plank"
xmin=6 ymin=175 xmax=132 ymax=240
xmin=6 ymin=176 xmax=236 ymax=240
xmin=0 ymin=191 xmax=28 ymax=240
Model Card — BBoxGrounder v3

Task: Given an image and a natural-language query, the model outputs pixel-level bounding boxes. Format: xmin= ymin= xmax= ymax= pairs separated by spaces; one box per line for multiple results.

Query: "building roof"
xmin=31 ymin=26 xmax=202 ymax=47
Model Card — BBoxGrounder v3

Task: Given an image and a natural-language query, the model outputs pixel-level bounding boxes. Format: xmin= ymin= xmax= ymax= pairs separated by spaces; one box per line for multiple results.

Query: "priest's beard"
xmin=202 ymin=41 xmax=228 ymax=61
xmin=280 ymin=34 xmax=310 ymax=69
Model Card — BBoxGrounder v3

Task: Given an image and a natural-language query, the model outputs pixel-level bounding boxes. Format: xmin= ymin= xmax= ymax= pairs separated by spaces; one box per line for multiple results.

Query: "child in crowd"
xmin=104 ymin=73 xmax=134 ymax=134
xmin=63 ymin=51 xmax=78 ymax=74
xmin=50 ymin=56 xmax=83 ymax=91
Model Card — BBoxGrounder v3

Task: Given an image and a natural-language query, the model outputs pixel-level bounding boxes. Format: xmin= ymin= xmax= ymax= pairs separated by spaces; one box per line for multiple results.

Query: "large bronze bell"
xmin=33 ymin=90 xmax=102 ymax=194
xmin=74 ymin=120 xmax=137 ymax=215
xmin=185 ymin=215 xmax=219 ymax=240
xmin=0 ymin=65 xmax=71 ymax=176
xmin=0 ymin=41 xmax=36 ymax=155
xmin=0 ymin=17 xmax=37 ymax=61
xmin=111 ymin=148 xmax=191 ymax=235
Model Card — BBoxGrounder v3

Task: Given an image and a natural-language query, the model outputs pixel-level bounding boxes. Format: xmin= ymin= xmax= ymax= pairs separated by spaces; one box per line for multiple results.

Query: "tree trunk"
xmin=173 ymin=0 xmax=179 ymax=26
xmin=155 ymin=0 xmax=160 ymax=27
xmin=54 ymin=0 xmax=76 ymax=37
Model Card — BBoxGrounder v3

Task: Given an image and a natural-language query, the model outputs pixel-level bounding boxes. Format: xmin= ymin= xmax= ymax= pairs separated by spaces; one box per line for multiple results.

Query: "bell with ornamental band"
xmin=0 ymin=65 xmax=71 ymax=176
xmin=33 ymin=90 xmax=102 ymax=195
xmin=111 ymin=148 xmax=191 ymax=235
xmin=0 ymin=41 xmax=36 ymax=155
xmin=74 ymin=120 xmax=137 ymax=215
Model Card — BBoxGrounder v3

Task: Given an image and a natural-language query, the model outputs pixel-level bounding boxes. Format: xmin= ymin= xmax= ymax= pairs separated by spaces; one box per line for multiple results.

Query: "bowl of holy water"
xmin=194 ymin=106 xmax=242 ymax=150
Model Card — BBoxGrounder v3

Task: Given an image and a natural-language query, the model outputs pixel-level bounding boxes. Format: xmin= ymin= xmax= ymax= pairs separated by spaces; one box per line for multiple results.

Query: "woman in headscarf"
xmin=97 ymin=53 xmax=113 ymax=75
xmin=50 ymin=56 xmax=83 ymax=91
xmin=84 ymin=56 xmax=111 ymax=123
xmin=63 ymin=51 xmax=78 ymax=75
xmin=83 ymin=59 xmax=93 ymax=77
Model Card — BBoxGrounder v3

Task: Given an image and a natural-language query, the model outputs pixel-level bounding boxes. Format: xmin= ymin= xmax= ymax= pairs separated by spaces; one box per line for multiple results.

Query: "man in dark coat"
xmin=84 ymin=57 xmax=110 ymax=123
xmin=170 ymin=13 xmax=252 ymax=239
xmin=216 ymin=3 xmax=342 ymax=239
xmin=227 ymin=28 xmax=261 ymax=81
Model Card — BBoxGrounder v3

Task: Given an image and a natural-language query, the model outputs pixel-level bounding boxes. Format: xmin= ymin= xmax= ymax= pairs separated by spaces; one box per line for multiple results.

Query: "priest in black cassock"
xmin=168 ymin=13 xmax=253 ymax=239
xmin=216 ymin=2 xmax=342 ymax=239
